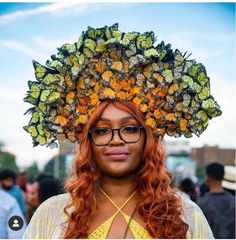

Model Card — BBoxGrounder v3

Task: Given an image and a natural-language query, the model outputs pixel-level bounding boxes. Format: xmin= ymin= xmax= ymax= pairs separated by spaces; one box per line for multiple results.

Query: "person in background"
xmin=179 ymin=178 xmax=197 ymax=202
xmin=0 ymin=168 xmax=27 ymax=215
xmin=197 ymin=162 xmax=235 ymax=239
xmin=26 ymin=175 xmax=64 ymax=222
xmin=0 ymin=188 xmax=27 ymax=239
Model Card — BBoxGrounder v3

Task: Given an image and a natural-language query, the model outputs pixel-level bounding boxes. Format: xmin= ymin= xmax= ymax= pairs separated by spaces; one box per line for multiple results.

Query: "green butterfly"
xmin=182 ymin=75 xmax=194 ymax=89
xmin=23 ymin=95 xmax=38 ymax=105
xmin=48 ymin=91 xmax=61 ymax=103
xmin=125 ymin=44 xmax=136 ymax=57
xmin=28 ymin=81 xmax=41 ymax=99
xmin=29 ymin=111 xmax=41 ymax=124
xmin=196 ymin=110 xmax=208 ymax=121
xmin=136 ymin=32 xmax=154 ymax=49
xmin=198 ymin=85 xmax=210 ymax=100
xmin=122 ymin=32 xmax=139 ymax=45
xmin=33 ymin=60 xmax=47 ymax=79
xmin=46 ymin=60 xmax=63 ymax=72
xmin=105 ymin=23 xmax=119 ymax=40
xmin=188 ymin=63 xmax=200 ymax=77
xmin=83 ymin=47 xmax=93 ymax=58
xmin=144 ymin=48 xmax=159 ymax=57
xmin=87 ymin=26 xmax=104 ymax=40
xmin=40 ymin=90 xmax=51 ymax=102
xmin=60 ymin=43 xmax=76 ymax=54
xmin=183 ymin=94 xmax=191 ymax=107
xmin=96 ymin=39 xmax=106 ymax=53
xmin=162 ymin=69 xmax=173 ymax=83
xmin=23 ymin=125 xmax=38 ymax=138
xmin=197 ymin=71 xmax=210 ymax=86
xmin=84 ymin=38 xmax=96 ymax=52
xmin=76 ymin=31 xmax=84 ymax=50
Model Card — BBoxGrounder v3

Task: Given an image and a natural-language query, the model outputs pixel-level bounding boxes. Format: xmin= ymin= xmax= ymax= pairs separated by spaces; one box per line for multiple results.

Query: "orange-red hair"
xmin=63 ymin=101 xmax=189 ymax=238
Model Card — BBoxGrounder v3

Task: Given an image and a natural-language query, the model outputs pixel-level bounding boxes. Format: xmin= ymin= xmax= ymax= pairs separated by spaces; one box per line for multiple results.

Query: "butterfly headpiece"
xmin=23 ymin=23 xmax=222 ymax=148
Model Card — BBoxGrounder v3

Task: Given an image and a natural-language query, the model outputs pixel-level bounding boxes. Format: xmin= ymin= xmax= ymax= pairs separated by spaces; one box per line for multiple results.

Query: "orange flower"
xmin=157 ymin=86 xmax=168 ymax=97
xmin=79 ymin=97 xmax=90 ymax=105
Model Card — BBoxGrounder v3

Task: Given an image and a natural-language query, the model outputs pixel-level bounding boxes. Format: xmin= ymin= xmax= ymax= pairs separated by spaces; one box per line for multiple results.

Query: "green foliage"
xmin=196 ymin=162 xmax=206 ymax=184
xmin=25 ymin=162 xmax=40 ymax=182
xmin=0 ymin=148 xmax=19 ymax=172
xmin=43 ymin=154 xmax=67 ymax=180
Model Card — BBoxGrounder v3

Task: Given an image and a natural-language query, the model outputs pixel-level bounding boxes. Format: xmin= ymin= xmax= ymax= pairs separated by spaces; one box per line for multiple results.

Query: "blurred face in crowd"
xmin=26 ymin=182 xmax=40 ymax=209
xmin=0 ymin=177 xmax=14 ymax=190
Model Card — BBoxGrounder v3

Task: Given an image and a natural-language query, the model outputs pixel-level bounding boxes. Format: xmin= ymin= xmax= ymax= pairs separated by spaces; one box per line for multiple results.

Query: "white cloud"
xmin=0 ymin=39 xmax=49 ymax=60
xmin=0 ymin=2 xmax=89 ymax=25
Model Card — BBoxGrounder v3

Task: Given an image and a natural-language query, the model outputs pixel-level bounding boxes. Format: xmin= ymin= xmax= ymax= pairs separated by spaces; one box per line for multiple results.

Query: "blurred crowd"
xmin=0 ymin=169 xmax=64 ymax=238
xmin=0 ymin=162 xmax=235 ymax=239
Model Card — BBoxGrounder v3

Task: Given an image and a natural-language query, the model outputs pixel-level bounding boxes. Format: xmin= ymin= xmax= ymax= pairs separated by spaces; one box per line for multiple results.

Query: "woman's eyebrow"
xmin=98 ymin=116 xmax=135 ymax=122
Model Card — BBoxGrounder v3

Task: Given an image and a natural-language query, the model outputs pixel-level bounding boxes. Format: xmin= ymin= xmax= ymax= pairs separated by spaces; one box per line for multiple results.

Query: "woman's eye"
xmin=94 ymin=128 xmax=109 ymax=135
xmin=124 ymin=126 xmax=139 ymax=133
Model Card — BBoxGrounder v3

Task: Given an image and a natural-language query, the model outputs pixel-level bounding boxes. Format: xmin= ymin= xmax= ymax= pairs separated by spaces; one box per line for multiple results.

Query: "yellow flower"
xmin=55 ymin=116 xmax=67 ymax=126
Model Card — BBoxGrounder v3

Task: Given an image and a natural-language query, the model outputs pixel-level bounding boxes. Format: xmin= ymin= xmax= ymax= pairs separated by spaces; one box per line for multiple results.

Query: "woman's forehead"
xmin=98 ymin=104 xmax=135 ymax=122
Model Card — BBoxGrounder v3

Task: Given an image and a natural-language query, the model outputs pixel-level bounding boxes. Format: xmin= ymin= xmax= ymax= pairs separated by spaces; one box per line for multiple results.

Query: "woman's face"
xmin=91 ymin=103 xmax=146 ymax=178
xmin=26 ymin=182 xmax=40 ymax=209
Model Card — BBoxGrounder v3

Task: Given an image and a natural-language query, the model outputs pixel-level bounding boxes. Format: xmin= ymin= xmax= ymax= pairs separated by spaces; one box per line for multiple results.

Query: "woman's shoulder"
xmin=178 ymin=191 xmax=214 ymax=239
xmin=42 ymin=192 xmax=71 ymax=207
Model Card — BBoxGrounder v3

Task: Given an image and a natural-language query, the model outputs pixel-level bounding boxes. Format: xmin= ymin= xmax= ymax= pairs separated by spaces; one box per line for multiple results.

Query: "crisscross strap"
xmin=88 ymin=186 xmax=152 ymax=239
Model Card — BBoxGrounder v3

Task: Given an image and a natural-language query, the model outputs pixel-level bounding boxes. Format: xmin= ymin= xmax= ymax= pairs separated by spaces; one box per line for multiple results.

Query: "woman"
xmin=23 ymin=23 xmax=221 ymax=238
xmin=26 ymin=175 xmax=64 ymax=222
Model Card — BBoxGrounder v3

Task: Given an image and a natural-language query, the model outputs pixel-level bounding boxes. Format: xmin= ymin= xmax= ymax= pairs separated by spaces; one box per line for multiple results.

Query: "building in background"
xmin=191 ymin=145 xmax=235 ymax=166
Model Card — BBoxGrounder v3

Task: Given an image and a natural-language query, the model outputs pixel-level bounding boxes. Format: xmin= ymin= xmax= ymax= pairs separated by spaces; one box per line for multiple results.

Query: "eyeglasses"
xmin=89 ymin=124 xmax=143 ymax=146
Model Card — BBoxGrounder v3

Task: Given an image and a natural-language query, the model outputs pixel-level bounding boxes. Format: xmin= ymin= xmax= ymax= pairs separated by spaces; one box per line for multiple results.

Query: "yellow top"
xmin=23 ymin=192 xmax=214 ymax=239
xmin=88 ymin=186 xmax=151 ymax=239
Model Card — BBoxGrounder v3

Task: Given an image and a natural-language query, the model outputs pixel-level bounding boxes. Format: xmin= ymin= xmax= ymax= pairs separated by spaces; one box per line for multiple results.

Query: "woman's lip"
xmin=105 ymin=153 xmax=129 ymax=160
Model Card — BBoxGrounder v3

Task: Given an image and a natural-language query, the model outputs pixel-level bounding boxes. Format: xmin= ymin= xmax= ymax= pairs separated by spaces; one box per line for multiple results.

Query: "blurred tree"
xmin=196 ymin=162 xmax=206 ymax=184
xmin=43 ymin=154 xmax=67 ymax=180
xmin=26 ymin=162 xmax=40 ymax=182
xmin=0 ymin=141 xmax=19 ymax=172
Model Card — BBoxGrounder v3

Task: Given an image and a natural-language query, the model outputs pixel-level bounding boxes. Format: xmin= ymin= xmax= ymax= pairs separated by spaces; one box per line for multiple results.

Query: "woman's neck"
xmin=97 ymin=173 xmax=137 ymax=200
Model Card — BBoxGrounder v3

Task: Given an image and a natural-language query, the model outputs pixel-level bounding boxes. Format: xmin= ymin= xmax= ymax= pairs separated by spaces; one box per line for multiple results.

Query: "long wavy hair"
xmin=62 ymin=100 xmax=189 ymax=238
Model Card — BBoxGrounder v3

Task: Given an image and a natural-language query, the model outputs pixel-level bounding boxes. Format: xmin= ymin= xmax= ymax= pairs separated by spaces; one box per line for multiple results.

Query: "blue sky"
xmin=0 ymin=2 xmax=235 ymax=168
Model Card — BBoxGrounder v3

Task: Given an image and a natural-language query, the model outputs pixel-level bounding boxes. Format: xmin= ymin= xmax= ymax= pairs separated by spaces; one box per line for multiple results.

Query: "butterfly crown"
xmin=23 ymin=23 xmax=222 ymax=148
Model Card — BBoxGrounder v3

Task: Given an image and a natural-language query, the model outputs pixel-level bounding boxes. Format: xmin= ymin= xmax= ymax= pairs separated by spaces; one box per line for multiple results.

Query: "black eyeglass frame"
xmin=88 ymin=125 xmax=144 ymax=146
